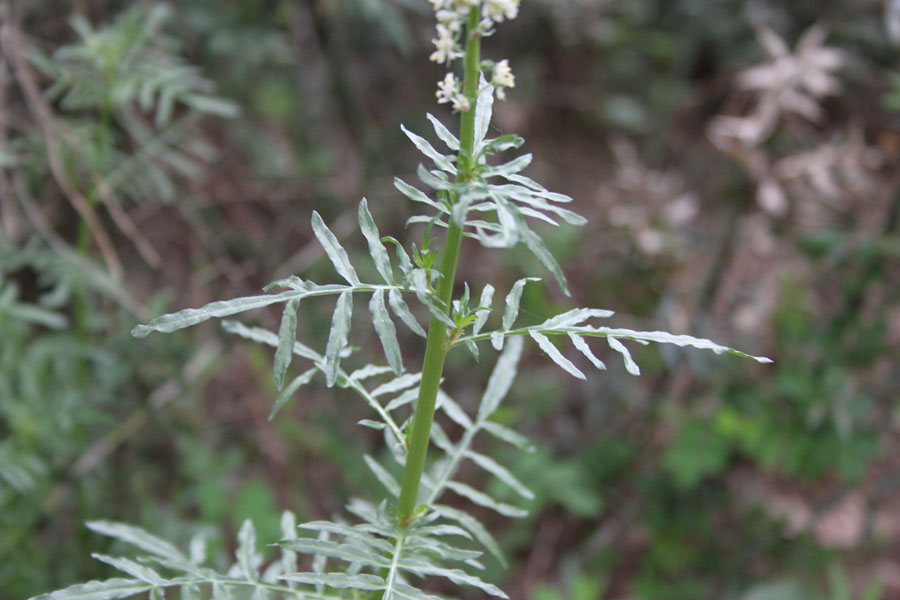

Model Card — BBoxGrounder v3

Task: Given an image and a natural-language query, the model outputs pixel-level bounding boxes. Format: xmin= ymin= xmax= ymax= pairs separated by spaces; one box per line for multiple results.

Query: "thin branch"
xmin=27 ymin=68 xmax=164 ymax=268
xmin=0 ymin=10 xmax=123 ymax=277
xmin=0 ymin=12 xmax=17 ymax=238
xmin=382 ymin=532 xmax=406 ymax=599
xmin=93 ymin=173 xmax=162 ymax=267
xmin=13 ymin=174 xmax=147 ymax=316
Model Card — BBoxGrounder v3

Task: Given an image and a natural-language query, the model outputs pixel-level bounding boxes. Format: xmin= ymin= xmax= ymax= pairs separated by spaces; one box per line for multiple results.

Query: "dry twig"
xmin=0 ymin=3 xmax=123 ymax=277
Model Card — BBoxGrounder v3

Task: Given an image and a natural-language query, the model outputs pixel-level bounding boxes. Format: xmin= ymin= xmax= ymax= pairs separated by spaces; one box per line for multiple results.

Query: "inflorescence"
xmin=429 ymin=0 xmax=520 ymax=110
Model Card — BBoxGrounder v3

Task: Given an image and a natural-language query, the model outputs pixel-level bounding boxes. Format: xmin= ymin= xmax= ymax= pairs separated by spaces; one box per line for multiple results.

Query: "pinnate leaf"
xmin=270 ymin=368 xmax=316 ymax=420
xmin=86 ymin=521 xmax=186 ymax=563
xmin=400 ymin=561 xmax=508 ymax=599
xmin=607 ymin=336 xmax=640 ymax=375
xmin=324 ymin=291 xmax=353 ymax=387
xmin=358 ymin=199 xmax=395 ymax=285
xmin=502 ymin=278 xmax=539 ymax=331
xmin=273 ymin=297 xmax=300 ymax=390
xmin=311 ymin=211 xmax=360 ymax=285
xmin=236 ymin=519 xmax=259 ymax=581
xmin=401 ymin=124 xmax=455 ymax=173
xmin=389 ymin=289 xmax=426 ymax=337
xmin=473 ymin=74 xmax=494 ymax=151
xmin=478 ymin=336 xmax=523 ymax=421
xmin=426 ymin=113 xmax=460 ymax=151
xmin=365 ymin=454 xmax=401 ymax=497
xmin=472 ymin=284 xmax=495 ymax=336
xmin=464 ymin=450 xmax=534 ymax=500
xmin=444 ymin=481 xmax=527 ymax=518
xmin=279 ymin=572 xmax=385 ymax=590
xmin=518 ymin=218 xmax=569 ymax=296
xmin=278 ymin=538 xmax=391 ymax=568
xmin=370 ymin=289 xmax=404 ymax=375
xmin=529 ymin=330 xmax=585 ymax=380
xmin=28 ymin=578 xmax=155 ymax=600
xmin=131 ymin=290 xmax=300 ymax=337
xmin=481 ymin=421 xmax=534 ymax=452
xmin=90 ymin=555 xmax=165 ymax=584
xmin=433 ymin=504 xmax=505 ymax=567
xmin=568 ymin=333 xmax=606 ymax=370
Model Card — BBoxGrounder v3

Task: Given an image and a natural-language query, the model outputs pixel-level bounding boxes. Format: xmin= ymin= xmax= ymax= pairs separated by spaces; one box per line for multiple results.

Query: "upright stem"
xmin=396 ymin=6 xmax=481 ymax=524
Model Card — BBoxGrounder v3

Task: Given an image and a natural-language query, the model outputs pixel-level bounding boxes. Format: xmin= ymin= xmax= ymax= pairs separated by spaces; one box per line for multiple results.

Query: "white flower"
xmin=430 ymin=24 xmax=462 ymax=64
xmin=436 ymin=73 xmax=470 ymax=112
xmin=483 ymin=0 xmax=519 ymax=23
xmin=493 ymin=59 xmax=514 ymax=86
xmin=492 ymin=59 xmax=515 ymax=99
xmin=452 ymin=94 xmax=471 ymax=112
xmin=435 ymin=10 xmax=463 ymax=32
xmin=433 ymin=0 xmax=478 ymax=37
xmin=436 ymin=73 xmax=461 ymax=104
xmin=477 ymin=17 xmax=496 ymax=36
xmin=430 ymin=0 xmax=517 ymax=110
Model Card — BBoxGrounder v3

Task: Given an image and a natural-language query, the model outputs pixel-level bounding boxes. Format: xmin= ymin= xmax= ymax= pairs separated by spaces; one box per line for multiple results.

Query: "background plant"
xmin=3 ymin=0 xmax=899 ymax=599
xmin=24 ymin=1 xmax=773 ymax=598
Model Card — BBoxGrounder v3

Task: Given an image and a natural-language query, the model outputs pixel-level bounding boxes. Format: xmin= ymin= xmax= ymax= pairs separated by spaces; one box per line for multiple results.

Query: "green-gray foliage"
xmin=33 ymin=3 xmax=770 ymax=599
xmin=23 ymin=3 xmax=237 ymax=208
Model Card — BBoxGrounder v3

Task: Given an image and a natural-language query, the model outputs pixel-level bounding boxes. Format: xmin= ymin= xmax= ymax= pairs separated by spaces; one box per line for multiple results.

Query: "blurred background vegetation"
xmin=1 ymin=0 xmax=898 ymax=598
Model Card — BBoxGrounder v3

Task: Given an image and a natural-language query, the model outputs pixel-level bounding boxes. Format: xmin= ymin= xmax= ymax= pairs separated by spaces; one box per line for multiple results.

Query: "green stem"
xmin=395 ymin=6 xmax=482 ymax=525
